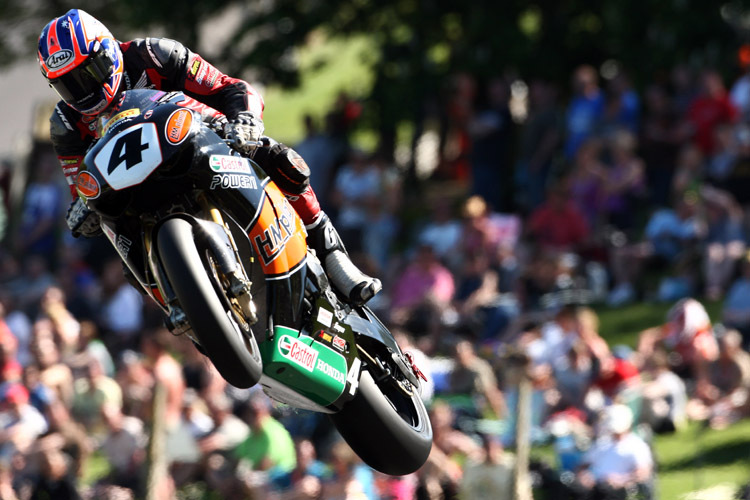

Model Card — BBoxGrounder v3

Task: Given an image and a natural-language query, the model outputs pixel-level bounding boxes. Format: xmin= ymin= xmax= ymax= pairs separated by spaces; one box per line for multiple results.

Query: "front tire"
xmin=157 ymin=218 xmax=262 ymax=388
xmin=330 ymin=370 xmax=432 ymax=475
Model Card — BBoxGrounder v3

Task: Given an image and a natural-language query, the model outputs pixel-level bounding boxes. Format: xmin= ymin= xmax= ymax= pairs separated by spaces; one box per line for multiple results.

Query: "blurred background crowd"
xmin=4 ymin=33 xmax=750 ymax=500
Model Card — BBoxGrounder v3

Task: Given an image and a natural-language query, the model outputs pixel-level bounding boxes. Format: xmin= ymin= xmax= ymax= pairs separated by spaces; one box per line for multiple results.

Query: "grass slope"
xmin=595 ymin=300 xmax=748 ymax=500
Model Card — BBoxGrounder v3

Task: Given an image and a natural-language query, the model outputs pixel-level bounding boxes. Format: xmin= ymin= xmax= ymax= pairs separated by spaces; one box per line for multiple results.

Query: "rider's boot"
xmin=306 ymin=212 xmax=381 ymax=306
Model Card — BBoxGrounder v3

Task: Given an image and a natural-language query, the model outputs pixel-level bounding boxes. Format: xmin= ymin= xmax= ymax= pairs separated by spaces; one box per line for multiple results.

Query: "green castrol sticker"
xmin=261 ymin=326 xmax=348 ymax=406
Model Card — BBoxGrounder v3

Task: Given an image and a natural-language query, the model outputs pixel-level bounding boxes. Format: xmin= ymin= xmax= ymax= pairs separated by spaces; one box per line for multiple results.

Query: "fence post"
xmin=145 ymin=380 xmax=168 ymax=500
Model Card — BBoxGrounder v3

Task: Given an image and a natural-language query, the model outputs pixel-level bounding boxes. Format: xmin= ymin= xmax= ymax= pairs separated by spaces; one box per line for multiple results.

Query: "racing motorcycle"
xmin=74 ymin=89 xmax=431 ymax=475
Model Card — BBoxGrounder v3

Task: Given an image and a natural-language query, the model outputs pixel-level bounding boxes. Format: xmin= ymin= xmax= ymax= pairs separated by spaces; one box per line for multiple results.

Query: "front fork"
xmin=136 ymin=200 xmax=258 ymax=337
xmin=196 ymin=193 xmax=258 ymax=325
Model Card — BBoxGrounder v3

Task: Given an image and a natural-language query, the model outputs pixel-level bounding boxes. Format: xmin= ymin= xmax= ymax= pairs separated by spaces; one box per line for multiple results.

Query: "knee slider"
xmin=255 ymin=143 xmax=310 ymax=195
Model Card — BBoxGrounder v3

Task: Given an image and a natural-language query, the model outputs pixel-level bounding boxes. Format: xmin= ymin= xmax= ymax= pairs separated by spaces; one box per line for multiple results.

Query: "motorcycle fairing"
xmin=246 ymin=181 xmax=307 ymax=280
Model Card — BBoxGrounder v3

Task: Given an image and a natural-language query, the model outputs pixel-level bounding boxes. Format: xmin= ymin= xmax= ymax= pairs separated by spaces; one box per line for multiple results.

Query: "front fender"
xmin=149 ymin=213 xmax=240 ymax=306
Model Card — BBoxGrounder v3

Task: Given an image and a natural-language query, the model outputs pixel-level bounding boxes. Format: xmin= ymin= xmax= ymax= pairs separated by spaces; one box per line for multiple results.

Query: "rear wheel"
xmin=157 ymin=218 xmax=262 ymax=388
xmin=330 ymin=369 xmax=432 ymax=475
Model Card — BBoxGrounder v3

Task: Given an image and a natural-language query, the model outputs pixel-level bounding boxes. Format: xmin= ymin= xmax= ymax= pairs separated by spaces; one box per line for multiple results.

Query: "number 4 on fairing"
xmin=93 ymin=123 xmax=162 ymax=190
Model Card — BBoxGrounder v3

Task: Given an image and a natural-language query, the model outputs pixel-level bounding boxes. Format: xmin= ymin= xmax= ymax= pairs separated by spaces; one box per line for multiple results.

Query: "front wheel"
xmin=330 ymin=370 xmax=432 ymax=475
xmin=157 ymin=218 xmax=262 ymax=388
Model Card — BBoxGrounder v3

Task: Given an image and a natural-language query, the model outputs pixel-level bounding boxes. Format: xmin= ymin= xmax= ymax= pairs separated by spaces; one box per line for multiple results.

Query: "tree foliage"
xmin=7 ymin=0 xmax=750 ymax=152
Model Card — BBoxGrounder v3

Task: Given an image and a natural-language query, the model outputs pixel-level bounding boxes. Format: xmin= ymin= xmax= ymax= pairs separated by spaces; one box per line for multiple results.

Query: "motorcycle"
xmin=74 ymin=89 xmax=432 ymax=475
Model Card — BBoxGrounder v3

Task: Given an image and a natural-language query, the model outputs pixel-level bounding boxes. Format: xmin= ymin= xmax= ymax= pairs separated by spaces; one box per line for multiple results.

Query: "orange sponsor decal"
xmin=165 ymin=109 xmax=193 ymax=145
xmin=248 ymin=182 xmax=307 ymax=277
xmin=76 ymin=171 xmax=100 ymax=199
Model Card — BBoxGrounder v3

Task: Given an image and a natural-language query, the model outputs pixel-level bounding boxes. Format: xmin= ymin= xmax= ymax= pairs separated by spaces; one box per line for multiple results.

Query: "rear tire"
xmin=157 ymin=218 xmax=262 ymax=388
xmin=330 ymin=370 xmax=432 ymax=475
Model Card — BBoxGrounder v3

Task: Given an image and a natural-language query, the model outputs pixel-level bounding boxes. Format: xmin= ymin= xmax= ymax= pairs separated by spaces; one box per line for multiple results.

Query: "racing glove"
xmin=66 ymin=198 xmax=102 ymax=238
xmin=224 ymin=111 xmax=264 ymax=155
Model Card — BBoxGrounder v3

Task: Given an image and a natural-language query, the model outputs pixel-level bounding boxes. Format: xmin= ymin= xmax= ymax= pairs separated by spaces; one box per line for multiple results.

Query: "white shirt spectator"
xmin=585 ymin=432 xmax=653 ymax=483
xmin=419 ymin=221 xmax=462 ymax=259
xmin=100 ymin=415 xmax=145 ymax=473
xmin=333 ymin=163 xmax=380 ymax=230
xmin=101 ymin=284 xmax=143 ymax=335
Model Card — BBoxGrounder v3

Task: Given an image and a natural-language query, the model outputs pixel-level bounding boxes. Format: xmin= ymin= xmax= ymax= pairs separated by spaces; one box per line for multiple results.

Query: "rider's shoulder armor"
xmin=49 ymin=102 xmax=93 ymax=156
xmin=123 ymin=38 xmax=191 ymax=89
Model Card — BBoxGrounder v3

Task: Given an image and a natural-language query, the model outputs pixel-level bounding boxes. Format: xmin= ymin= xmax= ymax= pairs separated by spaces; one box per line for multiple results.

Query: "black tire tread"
xmin=157 ymin=218 xmax=262 ymax=388
xmin=330 ymin=370 xmax=432 ymax=475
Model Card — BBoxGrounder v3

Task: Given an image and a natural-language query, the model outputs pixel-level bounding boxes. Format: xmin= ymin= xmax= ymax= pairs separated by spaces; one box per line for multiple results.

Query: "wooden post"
xmin=145 ymin=381 xmax=168 ymax=500
xmin=514 ymin=371 xmax=533 ymax=500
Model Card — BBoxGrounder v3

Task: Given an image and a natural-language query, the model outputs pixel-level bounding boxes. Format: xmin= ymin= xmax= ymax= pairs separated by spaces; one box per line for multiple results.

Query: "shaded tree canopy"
xmin=8 ymin=0 xmax=750 ymax=152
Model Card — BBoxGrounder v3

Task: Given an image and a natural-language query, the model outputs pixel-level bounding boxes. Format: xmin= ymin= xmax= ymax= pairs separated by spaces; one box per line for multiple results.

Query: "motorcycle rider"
xmin=37 ymin=9 xmax=381 ymax=306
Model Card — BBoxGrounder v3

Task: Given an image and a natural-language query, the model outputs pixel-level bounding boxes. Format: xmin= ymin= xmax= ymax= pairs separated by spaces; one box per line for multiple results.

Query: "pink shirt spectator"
xmin=391 ymin=246 xmax=455 ymax=310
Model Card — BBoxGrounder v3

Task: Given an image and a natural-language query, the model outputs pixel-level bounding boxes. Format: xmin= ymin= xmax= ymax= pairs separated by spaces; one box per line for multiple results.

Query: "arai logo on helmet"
xmin=46 ymin=49 xmax=74 ymax=70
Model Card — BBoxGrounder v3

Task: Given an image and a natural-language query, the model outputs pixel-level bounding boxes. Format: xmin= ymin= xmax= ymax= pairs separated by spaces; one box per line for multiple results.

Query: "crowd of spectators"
xmin=2 ymin=53 xmax=750 ymax=499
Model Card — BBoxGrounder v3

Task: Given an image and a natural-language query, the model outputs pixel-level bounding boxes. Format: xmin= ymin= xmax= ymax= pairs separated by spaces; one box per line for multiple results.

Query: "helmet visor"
xmin=48 ymin=47 xmax=115 ymax=113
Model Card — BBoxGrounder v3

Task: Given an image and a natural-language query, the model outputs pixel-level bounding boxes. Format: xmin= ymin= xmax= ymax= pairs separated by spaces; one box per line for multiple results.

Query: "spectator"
xmin=700 ymin=186 xmax=746 ymax=299
xmin=453 ymin=252 xmax=515 ymax=341
xmin=722 ymin=253 xmax=750 ymax=346
xmin=233 ymin=394 xmax=296 ymax=488
xmin=390 ymin=243 xmax=455 ymax=339
xmin=0 ymin=324 xmax=21 ymax=385
xmin=706 ymin=123 xmax=740 ymax=184
xmin=28 ymin=441 xmax=81 ymax=500
xmin=0 ymin=293 xmax=32 ymax=367
xmin=99 ymin=258 xmax=143 ymax=354
xmin=15 ymin=152 xmax=63 ymax=268
xmin=730 ymin=44 xmax=750 ymax=121
xmin=0 ymin=384 xmax=48 ymax=463
xmin=140 ymin=329 xmax=185 ymax=430
xmin=526 ymin=182 xmax=590 ymax=253
xmin=419 ymin=401 xmax=477 ymax=499
xmin=43 ymin=400 xmax=90 ymax=478
xmin=591 ymin=347 xmax=641 ymax=402
xmin=716 ymin=123 xmax=750 ymax=205
xmin=565 ymin=65 xmax=605 ymax=160
xmin=197 ymin=392 xmax=249 ymax=456
xmin=168 ymin=390 xmax=212 ymax=486
xmin=577 ymin=404 xmax=653 ymax=499
xmin=601 ymin=71 xmax=640 ymax=136
xmin=330 ymin=149 xmax=381 ymax=252
xmin=295 ymin=114 xmax=340 ymax=209
xmin=607 ymin=192 xmax=704 ymax=306
xmin=99 ymin=403 xmax=145 ymax=489
xmin=640 ymin=84 xmax=687 ymax=206
xmin=70 ymin=356 xmax=122 ymax=432
xmin=114 ymin=350 xmax=153 ymax=423
xmin=22 ymin=365 xmax=54 ymax=415
xmin=686 ymin=69 xmax=738 ymax=155
xmin=568 ymin=138 xmax=607 ymax=232
xmin=671 ymin=143 xmax=705 ymax=199
xmin=448 ymin=340 xmax=506 ymax=418
xmin=638 ymin=298 xmax=719 ymax=382
xmin=601 ymin=129 xmax=646 ymax=232
xmin=14 ymin=256 xmax=56 ymax=315
xmin=417 ymin=199 xmax=462 ymax=265
xmin=688 ymin=329 xmax=750 ymax=429
xmin=459 ymin=434 xmax=515 ymax=500
xmin=515 ymin=78 xmax=561 ymax=211
xmin=361 ymin=154 xmax=401 ymax=271
xmin=278 ymin=438 xmax=331 ymax=495
xmin=322 ymin=440 xmax=376 ymax=500
xmin=468 ymin=77 xmax=513 ymax=211
xmin=39 ymin=286 xmax=80 ymax=354
xmin=32 ymin=320 xmax=74 ymax=406
xmin=641 ymin=349 xmax=688 ymax=433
